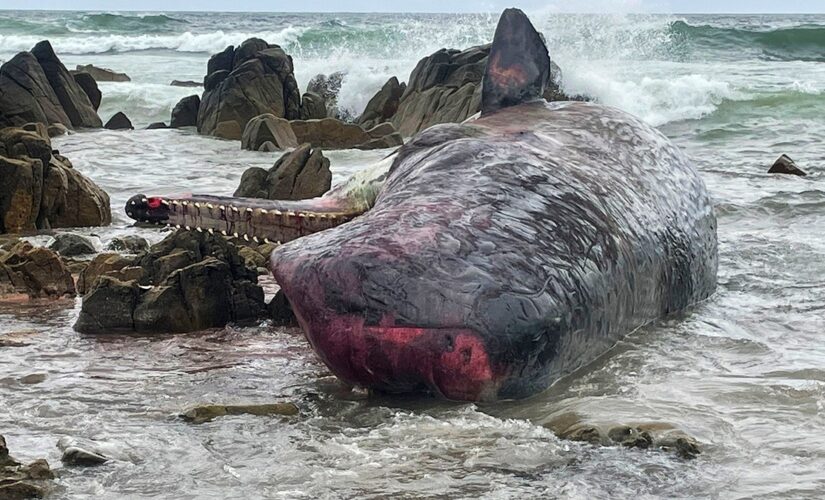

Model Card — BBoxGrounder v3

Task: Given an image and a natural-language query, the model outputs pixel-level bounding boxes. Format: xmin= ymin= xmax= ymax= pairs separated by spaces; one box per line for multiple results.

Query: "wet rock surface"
xmin=104 ymin=111 xmax=134 ymax=130
xmin=181 ymin=402 xmax=299 ymax=424
xmin=357 ymin=76 xmax=406 ymax=130
xmin=241 ymin=113 xmax=298 ymax=151
xmin=545 ymin=412 xmax=701 ymax=459
xmin=0 ymin=435 xmax=55 ymax=499
xmin=0 ymin=126 xmax=111 ymax=233
xmin=170 ymin=80 xmax=201 ymax=88
xmin=289 ymin=117 xmax=401 ymax=150
xmin=307 ymin=71 xmax=345 ymax=119
xmin=768 ymin=154 xmax=807 ymax=176
xmin=32 ymin=41 xmax=102 ymax=128
xmin=106 ymin=235 xmax=149 ymax=253
xmin=49 ymin=233 xmax=96 ymax=257
xmin=71 ymin=72 xmax=101 ymax=111
xmin=0 ymin=241 xmax=76 ymax=299
xmin=170 ymin=95 xmax=200 ymax=128
xmin=0 ymin=51 xmax=72 ymax=128
xmin=73 ymin=64 xmax=130 ymax=82
xmin=74 ymin=230 xmax=266 ymax=333
xmin=234 ymin=143 xmax=331 ymax=200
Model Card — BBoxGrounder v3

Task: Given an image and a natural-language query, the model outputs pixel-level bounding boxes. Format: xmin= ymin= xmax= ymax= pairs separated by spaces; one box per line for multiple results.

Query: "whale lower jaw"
xmin=125 ymin=194 xmax=362 ymax=245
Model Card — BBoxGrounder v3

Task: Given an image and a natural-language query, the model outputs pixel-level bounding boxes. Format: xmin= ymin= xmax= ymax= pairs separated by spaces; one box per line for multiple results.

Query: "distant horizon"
xmin=2 ymin=8 xmax=825 ymax=15
xmin=1 ymin=0 xmax=824 ymax=15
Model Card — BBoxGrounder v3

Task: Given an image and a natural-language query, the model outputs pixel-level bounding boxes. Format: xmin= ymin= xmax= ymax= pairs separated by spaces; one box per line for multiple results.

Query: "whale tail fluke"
xmin=481 ymin=8 xmax=552 ymax=116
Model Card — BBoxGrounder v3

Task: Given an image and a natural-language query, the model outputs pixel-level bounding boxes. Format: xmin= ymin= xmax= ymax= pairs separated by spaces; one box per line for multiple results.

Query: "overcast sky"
xmin=1 ymin=0 xmax=823 ymax=14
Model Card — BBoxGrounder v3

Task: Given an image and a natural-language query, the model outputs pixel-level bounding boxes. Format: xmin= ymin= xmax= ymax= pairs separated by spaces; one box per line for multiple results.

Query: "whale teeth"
xmin=185 ymin=225 xmax=191 ymax=231
xmin=206 ymin=203 xmax=213 ymax=209
xmin=141 ymin=198 xmax=148 ymax=203
xmin=196 ymin=227 xmax=203 ymax=232
xmin=208 ymin=228 xmax=214 ymax=234
xmin=319 ymin=214 xmax=327 ymax=219
xmin=221 ymin=230 xmax=227 ymax=236
xmin=274 ymin=210 xmax=282 ymax=216
xmin=194 ymin=202 xmax=201 ymax=208
xmin=263 ymin=238 xmax=270 ymax=244
xmin=243 ymin=234 xmax=249 ymax=241
xmin=259 ymin=209 xmax=268 ymax=214
xmin=182 ymin=201 xmax=188 ymax=207
xmin=161 ymin=199 xmax=169 ymax=206
xmin=307 ymin=213 xmax=316 ymax=219
xmin=172 ymin=200 xmax=179 ymax=206
xmin=233 ymin=232 xmax=239 ymax=238
xmin=130 ymin=201 xmax=136 ymax=206
xmin=175 ymin=224 xmax=181 ymax=229
xmin=253 ymin=236 xmax=259 ymax=243
xmin=245 ymin=207 xmax=253 ymax=213
xmin=287 ymin=211 xmax=296 ymax=217
xmin=231 ymin=206 xmax=239 ymax=213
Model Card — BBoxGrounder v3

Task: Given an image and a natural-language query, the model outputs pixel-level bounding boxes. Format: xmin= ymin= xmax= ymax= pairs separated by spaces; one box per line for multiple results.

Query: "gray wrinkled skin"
xmin=272 ymin=100 xmax=718 ymax=400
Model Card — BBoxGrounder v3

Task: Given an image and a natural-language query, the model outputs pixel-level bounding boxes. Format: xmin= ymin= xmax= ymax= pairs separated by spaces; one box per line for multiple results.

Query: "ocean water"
xmin=1 ymin=9 xmax=825 ymax=499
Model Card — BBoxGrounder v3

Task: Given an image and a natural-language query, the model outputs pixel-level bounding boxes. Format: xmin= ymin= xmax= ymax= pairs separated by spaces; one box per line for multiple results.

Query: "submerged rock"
xmin=106 ymin=235 xmax=149 ymax=253
xmin=197 ymin=39 xmax=302 ymax=138
xmin=49 ymin=233 xmax=96 ymax=257
xmin=104 ymin=111 xmax=133 ymax=130
xmin=234 ymin=143 xmax=331 ymax=200
xmin=268 ymin=289 xmax=297 ymax=327
xmin=74 ymin=231 xmax=266 ymax=333
xmin=146 ymin=122 xmax=168 ymax=130
xmin=0 ymin=241 xmax=75 ymax=299
xmin=241 ymin=113 xmax=298 ymax=151
xmin=60 ymin=447 xmax=108 ymax=467
xmin=170 ymin=94 xmax=200 ymax=128
xmin=170 ymin=80 xmax=201 ymax=87
xmin=72 ymin=72 xmax=101 ymax=111
xmin=545 ymin=412 xmax=701 ymax=460
xmin=181 ymin=402 xmax=299 ymax=424
xmin=768 ymin=154 xmax=807 ymax=176
xmin=73 ymin=64 xmax=130 ymax=82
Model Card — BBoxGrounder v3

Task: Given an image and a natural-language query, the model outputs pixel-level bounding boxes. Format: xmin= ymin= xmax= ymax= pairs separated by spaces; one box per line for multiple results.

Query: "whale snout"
xmin=125 ymin=194 xmax=171 ymax=224
xmin=272 ymin=252 xmax=501 ymax=401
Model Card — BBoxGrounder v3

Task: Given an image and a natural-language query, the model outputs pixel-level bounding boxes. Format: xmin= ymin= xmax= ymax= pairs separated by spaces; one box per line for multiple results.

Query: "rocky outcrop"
xmin=234 ymin=143 xmax=331 ymax=200
xmin=370 ymin=43 xmax=575 ymax=137
xmin=0 ymin=241 xmax=75 ymax=298
xmin=768 ymin=154 xmax=807 ymax=176
xmin=104 ymin=111 xmax=133 ymax=130
xmin=170 ymin=80 xmax=201 ymax=88
xmin=146 ymin=122 xmax=168 ymax=129
xmin=106 ymin=235 xmax=149 ymax=253
xmin=49 ymin=233 xmax=96 ymax=257
xmin=32 ymin=41 xmax=102 ymax=128
xmin=74 ymin=64 xmax=130 ymax=82
xmin=76 ymin=253 xmax=141 ymax=295
xmin=72 ymin=72 xmax=101 ymax=111
xmin=307 ymin=71 xmax=345 ymax=119
xmin=0 ymin=435 xmax=54 ymax=499
xmin=299 ymin=91 xmax=327 ymax=120
xmin=357 ymin=76 xmax=405 ymax=130
xmin=0 ymin=52 xmax=72 ymax=128
xmin=74 ymin=230 xmax=267 ymax=333
xmin=0 ymin=126 xmax=111 ymax=233
xmin=170 ymin=94 xmax=200 ymax=128
xmin=241 ymin=113 xmax=297 ymax=151
xmin=197 ymin=38 xmax=302 ymax=139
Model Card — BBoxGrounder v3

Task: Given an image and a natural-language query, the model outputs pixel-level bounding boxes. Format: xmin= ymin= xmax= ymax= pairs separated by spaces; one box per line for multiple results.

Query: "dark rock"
xmin=75 ymin=231 xmax=266 ymax=333
xmin=104 ymin=111 xmax=133 ymax=130
xmin=357 ymin=76 xmax=405 ymax=130
xmin=31 ymin=41 xmax=102 ymax=128
xmin=268 ymin=289 xmax=296 ymax=326
xmin=299 ymin=91 xmax=327 ymax=120
xmin=61 ymin=447 xmax=108 ymax=466
xmin=238 ymin=245 xmax=266 ymax=270
xmin=170 ymin=94 xmax=200 ymax=128
xmin=181 ymin=402 xmax=299 ymax=424
xmin=76 ymin=253 xmax=141 ymax=294
xmin=72 ymin=72 xmax=101 ymax=111
xmin=234 ymin=143 xmax=331 ymax=200
xmin=146 ymin=122 xmax=168 ymax=129
xmin=106 ymin=235 xmax=149 ymax=253
xmin=241 ymin=113 xmax=298 ymax=151
xmin=170 ymin=80 xmax=201 ymax=88
xmin=49 ymin=233 xmax=96 ymax=257
xmin=0 ymin=52 xmax=71 ymax=128
xmin=307 ymin=71 xmax=345 ymax=119
xmin=206 ymin=45 xmax=235 ymax=78
xmin=73 ymin=64 xmax=130 ymax=82
xmin=768 ymin=154 xmax=807 ymax=176
xmin=198 ymin=40 xmax=302 ymax=139
xmin=0 ymin=241 xmax=75 ymax=298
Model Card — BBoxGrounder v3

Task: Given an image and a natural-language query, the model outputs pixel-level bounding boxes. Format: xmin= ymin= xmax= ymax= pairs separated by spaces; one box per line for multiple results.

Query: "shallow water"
xmin=2 ymin=10 xmax=825 ymax=500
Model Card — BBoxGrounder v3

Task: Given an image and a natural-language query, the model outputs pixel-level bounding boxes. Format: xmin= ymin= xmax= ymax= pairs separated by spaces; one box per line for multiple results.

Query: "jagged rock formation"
xmin=234 ymin=143 xmax=331 ymax=200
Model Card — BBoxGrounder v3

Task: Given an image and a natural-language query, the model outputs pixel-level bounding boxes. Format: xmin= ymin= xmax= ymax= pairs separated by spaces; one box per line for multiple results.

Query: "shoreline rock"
xmin=171 ymin=95 xmax=200 ymax=128
xmin=73 ymin=64 xmax=130 ymax=82
xmin=170 ymin=80 xmax=201 ymax=88
xmin=0 ymin=435 xmax=54 ymax=499
xmin=181 ymin=402 xmax=299 ymax=424
xmin=104 ymin=111 xmax=134 ymax=130
xmin=768 ymin=154 xmax=807 ymax=176
xmin=235 ymin=143 xmax=331 ymax=200
xmin=0 ymin=241 xmax=76 ymax=299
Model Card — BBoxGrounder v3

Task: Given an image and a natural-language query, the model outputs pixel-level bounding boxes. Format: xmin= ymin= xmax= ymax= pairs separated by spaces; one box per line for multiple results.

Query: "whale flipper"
xmin=481 ymin=8 xmax=552 ymax=116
